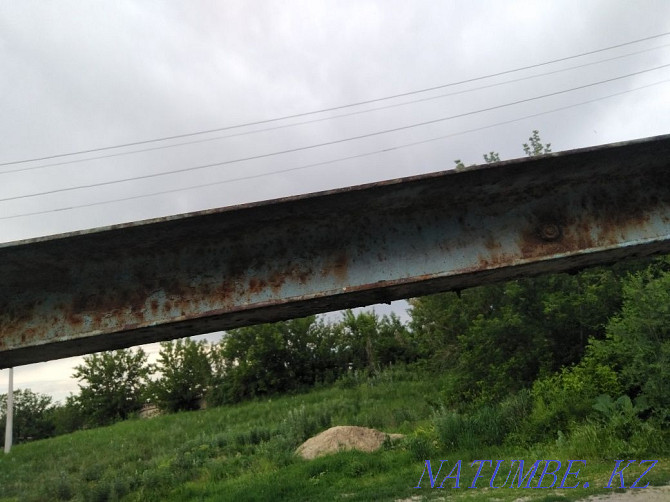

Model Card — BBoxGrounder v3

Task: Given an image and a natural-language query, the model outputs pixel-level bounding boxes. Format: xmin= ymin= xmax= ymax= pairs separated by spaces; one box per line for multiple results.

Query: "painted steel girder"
xmin=1 ymin=135 xmax=670 ymax=368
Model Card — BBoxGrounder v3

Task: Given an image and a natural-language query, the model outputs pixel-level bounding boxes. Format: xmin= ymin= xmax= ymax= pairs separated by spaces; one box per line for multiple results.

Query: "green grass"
xmin=0 ymin=367 xmax=668 ymax=501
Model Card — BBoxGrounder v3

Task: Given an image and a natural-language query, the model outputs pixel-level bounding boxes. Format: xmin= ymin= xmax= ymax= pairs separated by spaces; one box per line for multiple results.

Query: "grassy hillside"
xmin=0 ymin=367 xmax=668 ymax=502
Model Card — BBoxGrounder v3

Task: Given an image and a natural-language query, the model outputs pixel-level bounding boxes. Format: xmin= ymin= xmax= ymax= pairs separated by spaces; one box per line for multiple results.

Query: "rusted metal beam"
xmin=2 ymin=135 xmax=670 ymax=368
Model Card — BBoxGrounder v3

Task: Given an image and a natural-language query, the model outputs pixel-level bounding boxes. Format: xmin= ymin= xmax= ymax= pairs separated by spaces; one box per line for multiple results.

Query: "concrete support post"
xmin=4 ymin=368 xmax=13 ymax=454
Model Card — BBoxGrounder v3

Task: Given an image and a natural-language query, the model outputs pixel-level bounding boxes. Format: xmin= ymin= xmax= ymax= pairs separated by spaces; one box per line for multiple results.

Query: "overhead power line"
xmin=10 ymin=68 xmax=670 ymax=202
xmin=1 ymin=77 xmax=668 ymax=222
xmin=1 ymin=30 xmax=669 ymax=168
xmin=4 ymin=41 xmax=670 ymax=176
xmin=1 ymin=62 xmax=669 ymax=205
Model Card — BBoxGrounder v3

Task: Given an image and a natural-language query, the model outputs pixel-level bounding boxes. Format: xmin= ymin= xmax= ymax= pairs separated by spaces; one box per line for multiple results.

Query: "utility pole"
xmin=4 ymin=368 xmax=13 ymax=454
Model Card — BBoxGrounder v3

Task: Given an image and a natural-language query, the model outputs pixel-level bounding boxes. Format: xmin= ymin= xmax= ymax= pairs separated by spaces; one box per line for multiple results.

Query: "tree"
xmin=589 ymin=260 xmax=670 ymax=425
xmin=72 ymin=348 xmax=151 ymax=426
xmin=523 ymin=129 xmax=551 ymax=156
xmin=211 ymin=317 xmax=327 ymax=403
xmin=408 ymin=290 xmax=472 ymax=367
xmin=50 ymin=395 xmax=86 ymax=436
xmin=337 ymin=310 xmax=416 ymax=371
xmin=483 ymin=151 xmax=501 ymax=163
xmin=0 ymin=389 xmax=55 ymax=445
xmin=410 ymin=266 xmax=629 ymax=404
xmin=457 ymin=130 xmax=548 ymax=171
xmin=210 ymin=315 xmax=373 ymax=404
xmin=152 ymin=338 xmax=212 ymax=412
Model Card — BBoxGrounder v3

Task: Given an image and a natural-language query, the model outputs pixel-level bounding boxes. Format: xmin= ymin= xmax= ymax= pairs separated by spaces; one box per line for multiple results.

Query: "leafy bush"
xmin=526 ymin=358 xmax=621 ymax=442
xmin=410 ymin=264 xmax=627 ymax=404
xmin=559 ymin=394 xmax=661 ymax=458
xmin=279 ymin=404 xmax=332 ymax=448
xmin=589 ymin=267 xmax=670 ymax=425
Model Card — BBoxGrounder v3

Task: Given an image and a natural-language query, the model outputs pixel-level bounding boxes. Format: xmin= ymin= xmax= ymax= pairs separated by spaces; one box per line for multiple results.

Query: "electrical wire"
xmin=1 ymin=77 xmax=668 ymax=221
xmin=1 ymin=30 xmax=669 ymax=168
xmin=1 ymin=62 xmax=669 ymax=204
xmin=4 ymin=41 xmax=670 ymax=176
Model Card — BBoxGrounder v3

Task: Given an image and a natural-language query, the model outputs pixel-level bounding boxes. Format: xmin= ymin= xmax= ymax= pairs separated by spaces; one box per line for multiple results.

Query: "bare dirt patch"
xmin=296 ymin=425 xmax=403 ymax=460
xmin=579 ymin=484 xmax=670 ymax=501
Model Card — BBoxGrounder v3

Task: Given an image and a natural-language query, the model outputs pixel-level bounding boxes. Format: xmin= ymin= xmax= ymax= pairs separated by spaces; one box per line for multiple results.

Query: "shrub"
xmin=279 ymin=404 xmax=332 ymax=448
xmin=525 ymin=358 xmax=620 ymax=442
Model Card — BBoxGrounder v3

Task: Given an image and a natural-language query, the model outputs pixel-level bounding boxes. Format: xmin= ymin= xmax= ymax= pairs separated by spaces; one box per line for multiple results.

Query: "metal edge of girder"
xmin=2 ymin=133 xmax=669 ymax=251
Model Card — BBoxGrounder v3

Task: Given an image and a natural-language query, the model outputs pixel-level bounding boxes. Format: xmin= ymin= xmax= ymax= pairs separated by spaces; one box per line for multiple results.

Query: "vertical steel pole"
xmin=4 ymin=368 xmax=13 ymax=454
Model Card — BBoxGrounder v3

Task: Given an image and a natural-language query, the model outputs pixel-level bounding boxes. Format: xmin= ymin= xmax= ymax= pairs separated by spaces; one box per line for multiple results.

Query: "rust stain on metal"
xmin=66 ymin=312 xmax=84 ymax=328
xmin=268 ymin=272 xmax=285 ymax=293
xmin=484 ymin=234 xmax=502 ymax=251
xmin=248 ymin=278 xmax=266 ymax=295
xmin=296 ymin=268 xmax=311 ymax=285
xmin=215 ymin=280 xmax=238 ymax=307
xmin=330 ymin=251 xmax=349 ymax=282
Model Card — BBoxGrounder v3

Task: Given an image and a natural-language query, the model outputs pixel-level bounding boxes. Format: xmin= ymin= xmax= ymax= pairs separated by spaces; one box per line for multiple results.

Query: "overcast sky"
xmin=1 ymin=1 xmax=670 ymax=402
